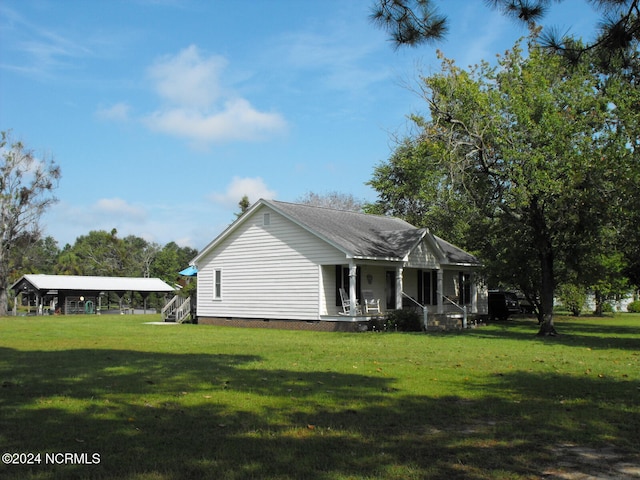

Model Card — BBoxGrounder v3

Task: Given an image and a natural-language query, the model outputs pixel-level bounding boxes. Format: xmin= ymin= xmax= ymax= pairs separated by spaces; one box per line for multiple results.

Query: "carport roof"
xmin=11 ymin=274 xmax=175 ymax=294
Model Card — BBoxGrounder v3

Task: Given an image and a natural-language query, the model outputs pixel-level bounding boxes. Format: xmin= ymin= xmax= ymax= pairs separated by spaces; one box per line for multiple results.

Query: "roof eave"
xmin=351 ymin=255 xmax=405 ymax=262
xmin=447 ymin=262 xmax=482 ymax=268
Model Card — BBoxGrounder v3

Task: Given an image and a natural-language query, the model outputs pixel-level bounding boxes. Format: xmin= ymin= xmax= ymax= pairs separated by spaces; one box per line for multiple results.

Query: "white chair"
xmin=338 ymin=287 xmax=361 ymax=315
xmin=362 ymin=290 xmax=381 ymax=314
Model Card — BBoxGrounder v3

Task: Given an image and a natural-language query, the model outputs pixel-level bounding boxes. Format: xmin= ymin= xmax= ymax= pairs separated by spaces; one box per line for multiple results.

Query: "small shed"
xmin=10 ymin=274 xmax=176 ymax=315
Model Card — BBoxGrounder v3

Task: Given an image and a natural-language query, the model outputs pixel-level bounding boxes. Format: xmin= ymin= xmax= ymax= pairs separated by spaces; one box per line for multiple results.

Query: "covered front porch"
xmin=320 ymin=262 xmax=487 ymax=328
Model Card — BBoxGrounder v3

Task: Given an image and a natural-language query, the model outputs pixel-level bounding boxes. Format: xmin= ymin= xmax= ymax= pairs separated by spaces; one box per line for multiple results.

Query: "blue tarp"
xmin=179 ymin=265 xmax=198 ymax=276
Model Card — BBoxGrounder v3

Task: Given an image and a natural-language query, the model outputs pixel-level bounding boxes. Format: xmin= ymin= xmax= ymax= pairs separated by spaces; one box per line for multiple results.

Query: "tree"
xmin=122 ymin=235 xmax=160 ymax=278
xmin=370 ymin=0 xmax=447 ymax=48
xmin=235 ymin=195 xmax=251 ymax=218
xmin=368 ymin=38 xmax=635 ymax=334
xmin=371 ymin=0 xmax=640 ymax=69
xmin=365 ymin=138 xmax=474 ymax=246
xmin=10 ymin=234 xmax=59 ymax=276
xmin=0 ymin=132 xmax=60 ymax=316
xmin=151 ymin=241 xmax=198 ymax=286
xmin=63 ymin=229 xmax=127 ymax=277
xmin=297 ymin=191 xmax=364 ymax=212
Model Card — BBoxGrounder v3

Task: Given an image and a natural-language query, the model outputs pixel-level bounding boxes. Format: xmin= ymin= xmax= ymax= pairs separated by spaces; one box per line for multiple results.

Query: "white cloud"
xmin=144 ymin=98 xmax=286 ymax=144
xmin=96 ymin=102 xmax=131 ymax=121
xmin=42 ymin=198 xmax=148 ymax=247
xmin=93 ymin=198 xmax=147 ymax=220
xmin=142 ymin=45 xmax=287 ymax=146
xmin=149 ymin=45 xmax=228 ymax=108
xmin=208 ymin=176 xmax=276 ymax=208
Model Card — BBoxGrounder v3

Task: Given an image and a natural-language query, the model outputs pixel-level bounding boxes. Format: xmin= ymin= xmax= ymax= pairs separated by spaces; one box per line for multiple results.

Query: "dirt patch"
xmin=542 ymin=444 xmax=640 ymax=479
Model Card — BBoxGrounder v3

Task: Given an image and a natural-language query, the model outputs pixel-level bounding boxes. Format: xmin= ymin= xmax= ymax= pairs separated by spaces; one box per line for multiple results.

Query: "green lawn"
xmin=0 ymin=314 xmax=638 ymax=479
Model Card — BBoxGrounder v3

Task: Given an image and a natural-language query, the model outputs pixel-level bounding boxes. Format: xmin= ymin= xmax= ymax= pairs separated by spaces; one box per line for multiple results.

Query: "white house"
xmin=191 ymin=199 xmax=487 ymax=331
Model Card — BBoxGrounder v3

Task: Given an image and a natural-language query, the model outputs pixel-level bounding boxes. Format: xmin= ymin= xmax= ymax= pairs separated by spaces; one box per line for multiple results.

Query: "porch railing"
xmin=437 ymin=291 xmax=468 ymax=328
xmin=402 ymin=292 xmax=428 ymax=329
xmin=161 ymin=295 xmax=191 ymax=323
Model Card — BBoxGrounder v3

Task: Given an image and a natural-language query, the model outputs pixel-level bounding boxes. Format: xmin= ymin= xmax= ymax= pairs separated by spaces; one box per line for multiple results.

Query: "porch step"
xmin=426 ymin=313 xmax=469 ymax=330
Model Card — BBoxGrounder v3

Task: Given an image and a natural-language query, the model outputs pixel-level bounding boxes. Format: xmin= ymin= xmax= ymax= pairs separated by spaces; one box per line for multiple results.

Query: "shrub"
xmin=599 ymin=301 xmax=614 ymax=314
xmin=557 ymin=284 xmax=586 ymax=316
xmin=627 ymin=300 xmax=640 ymax=313
xmin=378 ymin=309 xmax=423 ymax=332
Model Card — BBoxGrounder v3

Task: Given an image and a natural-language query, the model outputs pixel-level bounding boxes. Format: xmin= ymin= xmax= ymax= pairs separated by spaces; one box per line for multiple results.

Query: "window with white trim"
xmin=213 ymin=269 xmax=222 ymax=300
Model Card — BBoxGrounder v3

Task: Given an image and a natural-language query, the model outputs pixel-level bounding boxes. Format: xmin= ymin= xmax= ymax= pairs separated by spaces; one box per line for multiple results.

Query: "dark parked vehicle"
xmin=517 ymin=294 xmax=535 ymax=314
xmin=488 ymin=291 xmax=521 ymax=321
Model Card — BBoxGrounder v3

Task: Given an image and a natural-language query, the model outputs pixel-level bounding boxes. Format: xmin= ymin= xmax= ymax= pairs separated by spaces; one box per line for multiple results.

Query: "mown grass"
xmin=0 ymin=314 xmax=638 ymax=479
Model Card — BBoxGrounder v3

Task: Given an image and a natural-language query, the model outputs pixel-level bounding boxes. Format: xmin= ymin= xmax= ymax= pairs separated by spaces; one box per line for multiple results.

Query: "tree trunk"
xmin=536 ymin=246 xmax=558 ymax=336
xmin=0 ymin=285 xmax=8 ymax=317
xmin=594 ymin=290 xmax=604 ymax=316
xmin=0 ymin=249 xmax=9 ymax=316
xmin=531 ymin=199 xmax=558 ymax=337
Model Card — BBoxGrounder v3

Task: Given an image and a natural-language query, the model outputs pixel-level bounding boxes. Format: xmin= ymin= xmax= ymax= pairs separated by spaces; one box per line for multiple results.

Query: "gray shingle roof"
xmin=433 ymin=235 xmax=481 ymax=265
xmin=266 ymin=200 xmax=480 ymax=265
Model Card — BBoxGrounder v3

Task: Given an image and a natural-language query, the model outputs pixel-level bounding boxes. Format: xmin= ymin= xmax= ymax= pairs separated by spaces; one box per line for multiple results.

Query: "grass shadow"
xmin=472 ymin=318 xmax=640 ymax=351
xmin=1 ymin=343 xmax=639 ymax=479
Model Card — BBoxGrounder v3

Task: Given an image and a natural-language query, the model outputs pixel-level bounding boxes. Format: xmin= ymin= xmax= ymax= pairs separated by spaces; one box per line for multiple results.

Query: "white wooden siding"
xmin=406 ymin=240 xmax=439 ymax=269
xmin=197 ymin=205 xmax=346 ymax=321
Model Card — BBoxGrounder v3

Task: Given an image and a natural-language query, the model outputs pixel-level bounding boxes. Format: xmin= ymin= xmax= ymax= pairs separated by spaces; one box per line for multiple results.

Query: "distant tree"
xmin=151 ymin=241 xmax=198 ymax=285
xmin=297 ymin=191 xmax=364 ymax=212
xmin=62 ymin=229 xmax=128 ymax=277
xmin=235 ymin=195 xmax=251 ymax=218
xmin=55 ymin=246 xmax=83 ymax=275
xmin=121 ymin=235 xmax=161 ymax=278
xmin=0 ymin=131 xmax=60 ymax=316
xmin=10 ymin=234 xmax=60 ymax=276
xmin=557 ymin=283 xmax=587 ymax=317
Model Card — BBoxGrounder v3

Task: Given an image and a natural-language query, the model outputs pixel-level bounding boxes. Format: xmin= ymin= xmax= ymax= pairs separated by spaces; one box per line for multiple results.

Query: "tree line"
xmin=6 ymin=228 xmax=197 ymax=314
xmin=10 ymin=229 xmax=197 ymax=285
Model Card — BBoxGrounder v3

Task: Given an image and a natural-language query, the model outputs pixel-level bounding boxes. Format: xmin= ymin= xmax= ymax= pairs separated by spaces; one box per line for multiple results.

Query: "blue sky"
xmin=1 ymin=0 xmax=599 ymax=250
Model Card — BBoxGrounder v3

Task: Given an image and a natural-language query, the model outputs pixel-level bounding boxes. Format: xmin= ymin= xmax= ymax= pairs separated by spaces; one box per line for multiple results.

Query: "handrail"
xmin=437 ymin=291 xmax=468 ymax=328
xmin=161 ymin=296 xmax=178 ymax=321
xmin=161 ymin=295 xmax=191 ymax=323
xmin=175 ymin=296 xmax=191 ymax=323
xmin=401 ymin=292 xmax=428 ymax=330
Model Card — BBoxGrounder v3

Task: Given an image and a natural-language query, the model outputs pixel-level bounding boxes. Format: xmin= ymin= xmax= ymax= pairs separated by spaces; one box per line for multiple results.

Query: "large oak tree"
xmin=368 ymin=38 xmax=636 ymax=334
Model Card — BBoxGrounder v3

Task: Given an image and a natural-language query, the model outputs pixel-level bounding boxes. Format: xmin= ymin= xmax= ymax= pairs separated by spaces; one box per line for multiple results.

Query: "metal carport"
xmin=10 ymin=274 xmax=176 ymax=315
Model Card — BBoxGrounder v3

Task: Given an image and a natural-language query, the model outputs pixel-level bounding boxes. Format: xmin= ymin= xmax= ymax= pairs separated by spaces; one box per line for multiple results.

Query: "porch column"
xmin=437 ymin=269 xmax=444 ymax=314
xmin=349 ymin=261 xmax=358 ymax=317
xmin=395 ymin=267 xmax=403 ymax=310
xmin=470 ymin=272 xmax=477 ymax=314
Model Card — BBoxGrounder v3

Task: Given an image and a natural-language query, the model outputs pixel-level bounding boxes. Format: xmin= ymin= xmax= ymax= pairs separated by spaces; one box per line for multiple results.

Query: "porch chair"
xmin=338 ymin=288 xmax=362 ymax=315
xmin=362 ymin=290 xmax=381 ymax=314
